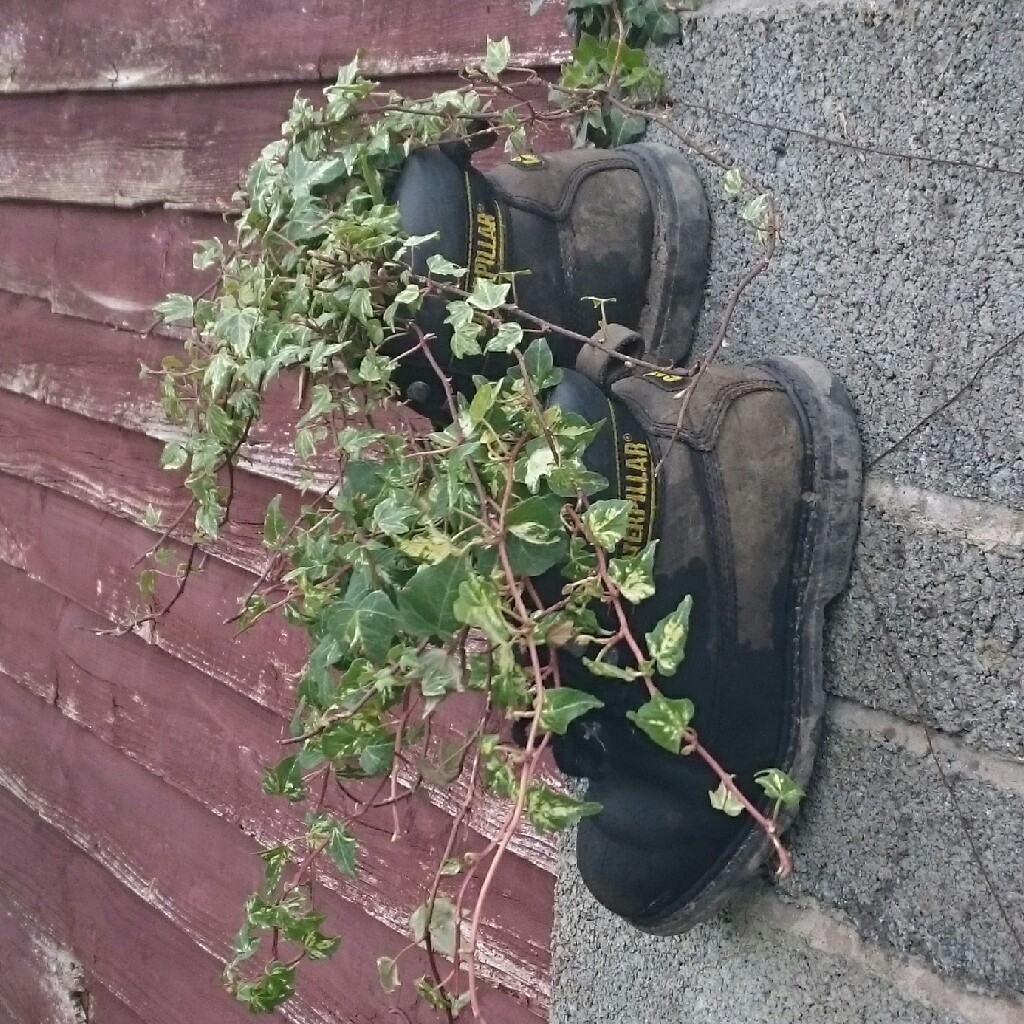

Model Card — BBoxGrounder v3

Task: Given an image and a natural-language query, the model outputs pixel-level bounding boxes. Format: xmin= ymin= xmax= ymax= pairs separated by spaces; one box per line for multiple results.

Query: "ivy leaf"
xmin=426 ymin=253 xmax=468 ymax=278
xmin=261 ymin=755 xmax=308 ymax=802
xmin=709 ymin=780 xmax=745 ymax=817
xmin=377 ymin=956 xmax=400 ymax=994
xmin=450 ymin=320 xmax=483 ymax=358
xmin=234 ymin=960 xmax=296 ymax=1013
xmin=581 ymin=656 xmax=641 ymax=682
xmin=453 ymin=574 xmax=510 ymax=644
xmin=626 ymin=692 xmax=695 ymax=753
xmin=160 ymin=441 xmax=188 ymax=471
xmin=481 ymin=36 xmax=512 ymax=80
xmin=467 ymin=277 xmax=510 ymax=311
xmin=153 ymin=293 xmax=194 ymax=323
xmin=372 ymin=495 xmax=417 ymax=537
xmin=485 ymin=320 xmax=524 ymax=354
xmin=358 ymin=733 xmax=395 ymax=776
xmin=263 ymin=494 xmax=286 ymax=547
xmin=504 ymin=494 xmax=567 ymax=577
xmin=409 ymin=897 xmax=460 ymax=958
xmin=416 ymin=648 xmax=460 ymax=698
xmin=606 ymin=108 xmax=647 ymax=147
xmin=529 ymin=0 xmax=547 ymax=13
xmin=582 ymin=499 xmax=632 ymax=550
xmin=608 ymin=540 xmax=658 ymax=603
xmin=525 ymin=783 xmax=602 ymax=833
xmin=645 ymin=595 xmax=693 ymax=675
xmin=213 ymin=306 xmax=259 ymax=356
xmin=537 ymin=687 xmax=604 ymax=735
xmin=754 ymin=768 xmax=805 ymax=809
xmin=522 ymin=338 xmax=561 ymax=390
xmin=722 ymin=167 xmax=744 ymax=197
xmin=399 ymin=554 xmax=471 ymax=638
xmin=336 ymin=591 xmax=399 ymax=663
xmin=326 ymin=822 xmax=357 ymax=876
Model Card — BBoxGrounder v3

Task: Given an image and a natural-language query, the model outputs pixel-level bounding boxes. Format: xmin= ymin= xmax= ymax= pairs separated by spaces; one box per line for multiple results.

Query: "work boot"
xmin=541 ymin=327 xmax=862 ymax=932
xmin=390 ymin=142 xmax=710 ymax=420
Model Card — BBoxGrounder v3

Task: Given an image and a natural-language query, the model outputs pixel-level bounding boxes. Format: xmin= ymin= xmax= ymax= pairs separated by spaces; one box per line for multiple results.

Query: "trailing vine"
xmin=137 ymin=1 xmax=792 ymax=1019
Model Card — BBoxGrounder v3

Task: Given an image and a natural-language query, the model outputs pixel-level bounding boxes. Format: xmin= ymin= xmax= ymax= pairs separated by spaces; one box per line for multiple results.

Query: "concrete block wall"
xmin=551 ymin=1 xmax=1024 ymax=1021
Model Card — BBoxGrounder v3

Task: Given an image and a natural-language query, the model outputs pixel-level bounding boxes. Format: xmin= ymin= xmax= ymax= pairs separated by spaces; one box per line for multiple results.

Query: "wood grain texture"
xmin=0 ymin=76 xmax=562 ymax=207
xmin=0 ymin=469 xmax=559 ymax=869
xmin=0 ymin=202 xmax=223 ymax=330
xmin=0 ymin=0 xmax=570 ymax=93
xmin=0 ymin=562 xmax=554 ymax=1005
xmin=0 ymin=675 xmax=547 ymax=1020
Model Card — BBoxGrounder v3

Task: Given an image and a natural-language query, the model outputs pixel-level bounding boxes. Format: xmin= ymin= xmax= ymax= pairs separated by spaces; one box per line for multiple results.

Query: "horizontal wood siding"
xmin=1 ymin=0 xmax=570 ymax=92
xmin=0 ymin=1 xmax=568 ymax=1020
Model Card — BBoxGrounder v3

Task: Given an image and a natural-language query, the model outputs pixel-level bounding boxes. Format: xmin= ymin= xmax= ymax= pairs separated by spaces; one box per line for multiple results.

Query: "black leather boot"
xmin=391 ymin=144 xmax=710 ymax=419
xmin=541 ymin=327 xmax=863 ymax=932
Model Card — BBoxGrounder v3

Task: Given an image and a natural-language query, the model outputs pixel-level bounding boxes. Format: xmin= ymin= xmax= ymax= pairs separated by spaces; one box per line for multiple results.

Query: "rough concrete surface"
xmin=552 ymin=0 xmax=1024 ymax=1021
xmin=658 ymin=0 xmax=1024 ymax=510
xmin=826 ymin=492 xmax=1024 ymax=757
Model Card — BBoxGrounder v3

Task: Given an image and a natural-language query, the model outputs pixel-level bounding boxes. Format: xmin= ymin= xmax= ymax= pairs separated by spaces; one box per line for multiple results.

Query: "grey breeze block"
xmin=552 ymin=1 xmax=1024 ymax=1022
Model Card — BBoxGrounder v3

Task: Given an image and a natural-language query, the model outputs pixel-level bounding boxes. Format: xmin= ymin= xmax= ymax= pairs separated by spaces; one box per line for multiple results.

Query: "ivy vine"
xmin=139 ymin=1 xmax=792 ymax=1019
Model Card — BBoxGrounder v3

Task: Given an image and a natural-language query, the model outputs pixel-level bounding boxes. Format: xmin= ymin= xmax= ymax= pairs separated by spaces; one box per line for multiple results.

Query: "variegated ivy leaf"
xmin=709 ymin=780 xmax=745 ymax=817
xmin=645 ymin=595 xmax=694 ymax=675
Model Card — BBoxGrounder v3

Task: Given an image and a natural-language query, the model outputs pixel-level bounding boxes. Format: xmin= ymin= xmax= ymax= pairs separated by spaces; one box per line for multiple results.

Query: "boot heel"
xmin=619 ymin=143 xmax=711 ymax=366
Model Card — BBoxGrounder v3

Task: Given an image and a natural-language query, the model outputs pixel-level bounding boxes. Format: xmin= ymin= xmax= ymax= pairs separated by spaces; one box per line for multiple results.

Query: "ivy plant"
xmin=140 ymin=2 xmax=794 ymax=1019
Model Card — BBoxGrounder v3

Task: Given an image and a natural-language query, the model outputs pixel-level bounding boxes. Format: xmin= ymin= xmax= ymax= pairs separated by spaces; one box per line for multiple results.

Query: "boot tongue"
xmin=388 ymin=147 xmax=508 ymax=420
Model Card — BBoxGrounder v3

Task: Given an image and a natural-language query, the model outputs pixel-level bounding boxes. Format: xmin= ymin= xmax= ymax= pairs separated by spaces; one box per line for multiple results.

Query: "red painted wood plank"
xmin=0 ymin=290 xmax=354 ymax=489
xmin=0 ymin=905 xmax=140 ymax=1024
xmin=0 ymin=76 xmax=562 ymax=207
xmin=0 ymin=386 xmax=281 ymax=572
xmin=0 ymin=471 xmax=559 ymax=869
xmin=0 ymin=0 xmax=570 ymax=93
xmin=0 ymin=202 xmax=222 ymax=330
xmin=0 ymin=561 xmax=555 ymax=1000
xmin=0 ymin=678 xmax=544 ymax=1022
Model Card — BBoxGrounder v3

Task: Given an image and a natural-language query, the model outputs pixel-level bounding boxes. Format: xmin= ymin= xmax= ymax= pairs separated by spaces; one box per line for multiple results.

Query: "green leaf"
xmin=626 ymin=692 xmax=695 ymax=754
xmin=741 ymin=194 xmax=770 ymax=230
xmin=608 ymin=540 xmax=658 ymax=602
xmin=417 ymin=738 xmax=465 ymax=786
xmin=371 ymin=495 xmax=417 ymax=536
xmin=263 ymin=494 xmax=286 ymax=547
xmin=518 ymin=442 xmax=557 ymax=494
xmin=142 ymin=503 xmax=163 ymax=529
xmin=581 ymin=656 xmax=641 ymax=682
xmin=645 ymin=595 xmax=693 ymax=675
xmin=722 ymin=167 xmax=744 ymax=197
xmin=582 ymin=499 xmax=632 ymax=550
xmin=754 ymin=767 xmax=805 ymax=809
xmin=377 ymin=956 xmax=400 ymax=994
xmin=709 ymin=780 xmax=745 ymax=817
xmin=426 ymin=253 xmax=468 ymax=278
xmin=358 ymin=733 xmax=395 ymax=776
xmin=261 ymin=755 xmax=308 ymax=802
xmin=399 ymin=554 xmax=471 ymax=638
xmin=326 ymin=822 xmax=357 ymax=875
xmin=485 ymin=320 xmax=524 ymax=354
xmin=522 ymin=338 xmax=560 ymax=389
xmin=153 ymin=293 xmax=194 ymax=323
xmin=160 ymin=441 xmax=188 ymax=471
xmin=453 ymin=574 xmax=510 ymax=644
xmin=467 ymin=277 xmax=510 ymax=311
xmin=213 ymin=306 xmax=259 ymax=355
xmin=503 ymin=494 xmax=568 ymax=577
xmin=525 ymin=783 xmax=602 ymax=833
xmin=537 ymin=687 xmax=604 ymax=735
xmin=481 ymin=36 xmax=512 ymax=80
xmin=234 ymin=960 xmax=296 ymax=1013
xmin=258 ymin=845 xmax=291 ymax=894
xmin=409 ymin=897 xmax=460 ymax=958
xmin=416 ymin=648 xmax=460 ymax=698
xmin=450 ymin=320 xmax=483 ymax=358
xmin=193 ymin=238 xmax=224 ymax=271
xmin=606 ymin=108 xmax=648 ymax=146
xmin=138 ymin=569 xmax=157 ymax=599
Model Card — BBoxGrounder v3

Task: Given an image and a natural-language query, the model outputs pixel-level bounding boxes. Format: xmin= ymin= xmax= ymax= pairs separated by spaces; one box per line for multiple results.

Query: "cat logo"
xmin=510 ymin=153 xmax=545 ymax=169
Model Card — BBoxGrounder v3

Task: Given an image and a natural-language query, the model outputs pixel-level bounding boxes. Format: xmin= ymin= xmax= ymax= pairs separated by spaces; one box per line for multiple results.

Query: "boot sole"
xmin=634 ymin=355 xmax=863 ymax=935
xmin=618 ymin=143 xmax=711 ymax=368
